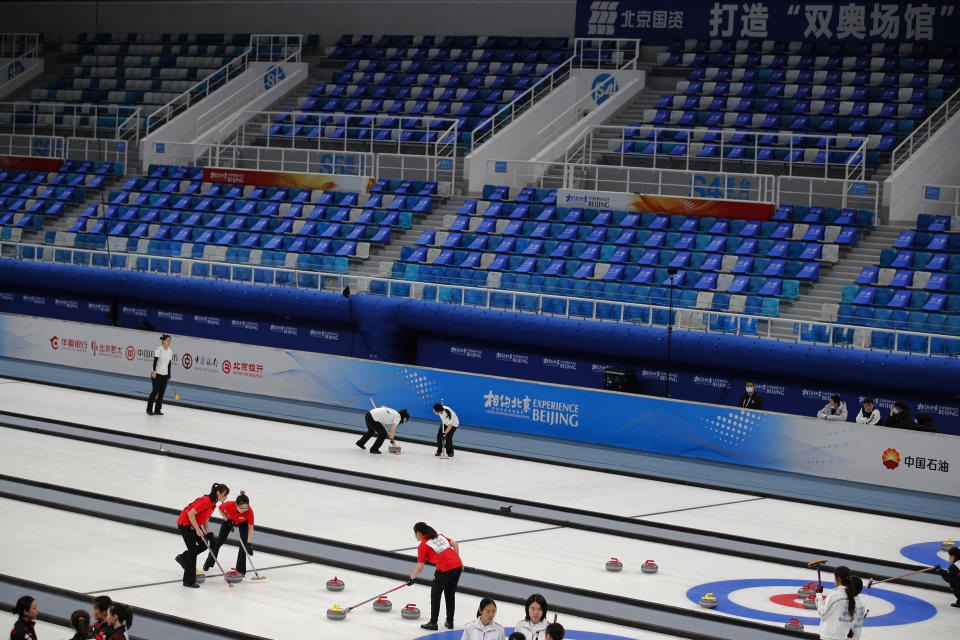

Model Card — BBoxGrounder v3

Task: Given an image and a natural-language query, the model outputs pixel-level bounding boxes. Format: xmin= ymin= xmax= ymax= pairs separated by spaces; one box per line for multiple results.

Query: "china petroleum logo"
xmin=882 ymin=448 xmax=900 ymax=470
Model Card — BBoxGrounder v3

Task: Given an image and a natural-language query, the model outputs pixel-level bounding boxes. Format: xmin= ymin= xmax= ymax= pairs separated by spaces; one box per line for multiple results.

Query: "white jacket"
xmin=460 ymin=618 xmax=505 ymax=640
xmin=513 ymin=618 xmax=548 ymax=640
xmin=855 ymin=407 xmax=881 ymax=425
xmin=816 ymin=586 xmax=866 ymax=640
xmin=817 ymin=401 xmax=848 ymax=421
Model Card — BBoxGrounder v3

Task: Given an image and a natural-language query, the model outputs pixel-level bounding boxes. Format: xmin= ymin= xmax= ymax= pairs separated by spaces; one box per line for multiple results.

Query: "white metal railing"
xmin=64 ymin=137 xmax=128 ymax=170
xmin=3 ymin=240 xmax=956 ymax=358
xmin=920 ymin=183 xmax=960 ymax=221
xmin=573 ymin=38 xmax=642 ymax=70
xmin=469 ymin=56 xmax=576 ymax=151
xmin=485 ymin=158 xmax=776 ymax=203
xmin=145 ymin=34 xmax=303 ymax=135
xmin=0 ymin=102 xmax=140 ymax=140
xmin=570 ymin=124 xmax=869 ymax=178
xmin=144 ymin=140 xmax=374 ymax=176
xmin=776 ymin=176 xmax=881 ymax=213
xmin=0 ymin=133 xmax=127 ymax=170
xmin=891 ymin=87 xmax=960 ymax=172
xmin=536 ymin=54 xmax=642 ymax=156
xmin=230 ymin=109 xmax=459 ymax=156
xmin=195 ymin=37 xmax=304 ymax=136
xmin=0 ymin=33 xmax=39 ymax=59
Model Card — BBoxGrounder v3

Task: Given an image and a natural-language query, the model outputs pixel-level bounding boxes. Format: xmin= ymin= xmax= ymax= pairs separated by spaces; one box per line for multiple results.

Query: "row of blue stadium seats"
xmin=0 ymin=211 xmax=55 ymax=227
xmin=893 ymin=231 xmax=960 ymax=252
xmin=74 ymin=228 xmax=370 ymax=256
xmin=835 ymin=305 xmax=960 ymax=334
xmin=648 ymin=111 xmax=918 ymax=135
xmin=661 ymin=50 xmax=957 ymax=69
xmin=62 ymin=66 xmax=218 ymax=80
xmin=686 ymin=62 xmax=959 ymax=81
xmin=482 ymin=185 xmax=554 ymax=201
xmin=916 ymin=214 xmax=952 ymax=231
xmin=418 ymin=235 xmax=824 ymax=277
xmin=623 ymin=127 xmax=893 ymax=153
xmin=335 ymin=35 xmax=568 ymax=49
xmin=31 ymin=89 xmax=182 ymax=105
xmin=879 ymin=250 xmax=960 ymax=271
xmin=266 ymin=123 xmax=463 ymax=141
xmin=46 ymin=78 xmax=195 ymax=91
xmin=674 ymin=82 xmax=944 ymax=103
xmin=1 ymin=174 xmax=104 ymax=191
xmin=274 ymin=113 xmax=473 ymax=132
xmin=386 ymin=264 xmax=782 ymax=319
xmin=441 ymin=214 xmax=857 ymax=243
xmin=681 ymin=72 xmax=955 ymax=92
xmin=839 ymin=286 xmax=959 ymax=313
xmin=108 ymin=191 xmax=431 ymax=213
xmin=666 ymin=38 xmax=954 ymax=57
xmin=77 ymin=55 xmax=230 ymax=67
xmin=330 ymin=47 xmax=567 ymax=64
xmin=74 ymin=33 xmax=253 ymax=44
xmin=62 ymin=44 xmax=247 ymax=56
xmin=341 ymin=59 xmax=556 ymax=76
xmin=617 ymin=141 xmax=869 ymax=165
xmin=0 ymin=186 xmax=83 ymax=202
xmin=80 ymin=205 xmax=412 ymax=228
xmin=856 ymin=267 xmax=960 ymax=291
xmin=653 ymin=96 xmax=930 ymax=118
xmin=415 ymin=232 xmax=842 ymax=262
xmin=307 ymin=84 xmax=520 ymax=102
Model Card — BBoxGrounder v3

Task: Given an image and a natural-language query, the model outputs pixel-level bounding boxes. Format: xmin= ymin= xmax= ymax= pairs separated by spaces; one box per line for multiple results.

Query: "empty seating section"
xmin=55 ymin=165 xmax=437 ymax=280
xmin=273 ymin=35 xmax=570 ymax=144
xmin=386 ymin=184 xmax=875 ymax=319
xmin=834 ymin=215 xmax=960 ymax=353
xmin=0 ymin=160 xmax=118 ymax=232
xmin=631 ymin=38 xmax=960 ymax=164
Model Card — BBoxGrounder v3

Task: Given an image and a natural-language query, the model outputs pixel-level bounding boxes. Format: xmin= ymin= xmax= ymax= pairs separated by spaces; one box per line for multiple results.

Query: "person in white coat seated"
xmin=461 ymin=597 xmax=505 ymax=640
xmin=512 ymin=594 xmax=549 ymax=640
xmin=816 ymin=566 xmax=867 ymax=640
xmin=854 ymin=397 xmax=882 ymax=425
xmin=817 ymin=395 xmax=848 ymax=421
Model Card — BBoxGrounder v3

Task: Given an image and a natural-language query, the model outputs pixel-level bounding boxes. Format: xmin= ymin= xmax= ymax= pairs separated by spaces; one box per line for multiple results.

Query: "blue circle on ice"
xmin=900 ymin=540 xmax=955 ymax=567
xmin=415 ymin=629 xmax=637 ymax=639
xmin=687 ymin=579 xmax=936 ymax=627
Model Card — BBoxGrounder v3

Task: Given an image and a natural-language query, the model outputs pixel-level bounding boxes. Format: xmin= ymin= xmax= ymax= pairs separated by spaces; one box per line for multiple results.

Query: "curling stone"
xmin=797 ymin=582 xmax=817 ymax=598
xmin=641 ymin=560 xmax=659 ymax=574
xmin=225 ymin=569 xmax=243 ymax=584
xmin=388 ymin=444 xmax=401 ymax=454
xmin=326 ymin=576 xmax=345 ymax=592
xmin=605 ymin=557 xmax=623 ymax=572
xmin=803 ymin=594 xmax=818 ymax=609
xmin=194 ymin=570 xmax=206 ymax=584
xmin=943 ymin=539 xmax=955 ymax=551
xmin=372 ymin=596 xmax=392 ymax=612
xmin=699 ymin=593 xmax=718 ymax=609
xmin=784 ymin=618 xmax=804 ymax=632
xmin=326 ymin=605 xmax=347 ymax=621
xmin=400 ymin=603 xmax=421 ymax=620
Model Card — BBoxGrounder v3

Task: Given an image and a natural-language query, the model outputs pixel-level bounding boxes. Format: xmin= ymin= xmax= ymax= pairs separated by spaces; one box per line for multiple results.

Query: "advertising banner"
xmin=201 ymin=166 xmax=373 ymax=193
xmin=0 ymin=313 xmax=956 ymax=494
xmin=577 ymin=0 xmax=960 ymax=45
xmin=558 ymin=188 xmax=774 ymax=220
xmin=0 ymin=156 xmax=65 ymax=172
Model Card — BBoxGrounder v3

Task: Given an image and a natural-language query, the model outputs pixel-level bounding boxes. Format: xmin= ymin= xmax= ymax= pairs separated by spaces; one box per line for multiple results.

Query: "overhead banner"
xmin=577 ymin=0 xmax=960 ymax=45
xmin=557 ymin=188 xmax=775 ymax=220
xmin=201 ymin=166 xmax=374 ymax=193
xmin=0 ymin=313 xmax=956 ymax=495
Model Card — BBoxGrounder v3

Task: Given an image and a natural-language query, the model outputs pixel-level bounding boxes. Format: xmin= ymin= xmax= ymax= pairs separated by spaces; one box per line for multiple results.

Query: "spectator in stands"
xmin=817 ymin=395 xmax=848 ymax=421
xmin=69 ymin=609 xmax=93 ymax=640
xmin=855 ymin=398 xmax=882 ymax=425
xmin=104 ymin=602 xmax=133 ymax=640
xmin=884 ymin=401 xmax=910 ymax=429
xmin=9 ymin=595 xmax=37 ymax=640
xmin=545 ymin=622 xmax=565 ymax=640
xmin=936 ymin=546 xmax=960 ymax=607
xmin=739 ymin=380 xmax=763 ymax=410
xmin=913 ymin=412 xmax=938 ymax=433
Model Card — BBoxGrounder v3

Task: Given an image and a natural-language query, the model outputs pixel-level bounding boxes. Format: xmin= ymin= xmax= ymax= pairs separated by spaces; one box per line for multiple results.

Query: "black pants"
xmin=147 ymin=374 xmax=169 ymax=412
xmin=177 ymin=525 xmax=205 ymax=585
xmin=429 ymin=566 xmax=462 ymax=625
xmin=357 ymin=411 xmax=388 ymax=452
xmin=436 ymin=426 xmax=456 ymax=456
xmin=203 ymin=521 xmax=250 ymax=574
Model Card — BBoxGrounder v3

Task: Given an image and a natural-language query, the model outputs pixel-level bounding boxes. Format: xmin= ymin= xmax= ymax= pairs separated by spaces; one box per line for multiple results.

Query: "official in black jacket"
xmin=937 ymin=546 xmax=960 ymax=607
xmin=739 ymin=380 xmax=763 ymax=410
xmin=884 ymin=401 xmax=910 ymax=428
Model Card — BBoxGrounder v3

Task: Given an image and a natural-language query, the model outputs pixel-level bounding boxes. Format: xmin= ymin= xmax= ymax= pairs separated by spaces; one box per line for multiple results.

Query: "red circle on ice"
xmin=769 ymin=593 xmax=808 ymax=609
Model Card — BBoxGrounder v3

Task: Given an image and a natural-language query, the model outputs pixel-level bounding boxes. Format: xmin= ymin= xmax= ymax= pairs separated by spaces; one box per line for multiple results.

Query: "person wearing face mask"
xmin=884 ymin=401 xmax=910 ymax=429
xmin=738 ymin=380 xmax=763 ymax=410
xmin=854 ymin=397 xmax=881 ymax=425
